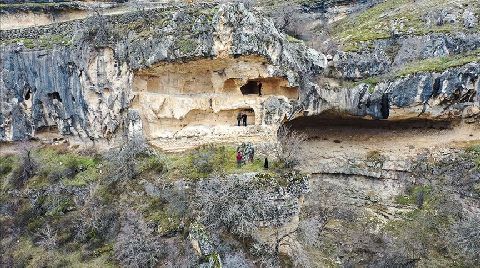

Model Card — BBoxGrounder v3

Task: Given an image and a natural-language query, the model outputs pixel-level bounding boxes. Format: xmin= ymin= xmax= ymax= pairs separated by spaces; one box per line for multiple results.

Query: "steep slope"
xmin=0 ymin=1 xmax=479 ymax=267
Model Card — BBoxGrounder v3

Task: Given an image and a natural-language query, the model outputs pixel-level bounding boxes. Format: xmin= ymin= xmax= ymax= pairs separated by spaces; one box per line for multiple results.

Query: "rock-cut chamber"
xmin=131 ymin=56 xmax=299 ymax=151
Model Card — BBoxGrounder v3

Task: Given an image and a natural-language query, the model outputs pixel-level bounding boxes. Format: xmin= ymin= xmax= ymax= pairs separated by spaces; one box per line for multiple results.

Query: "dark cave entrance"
xmin=240 ymin=80 xmax=261 ymax=95
xmin=25 ymin=89 xmax=31 ymax=100
xmin=283 ymin=113 xmax=459 ymax=140
xmin=47 ymin=92 xmax=62 ymax=102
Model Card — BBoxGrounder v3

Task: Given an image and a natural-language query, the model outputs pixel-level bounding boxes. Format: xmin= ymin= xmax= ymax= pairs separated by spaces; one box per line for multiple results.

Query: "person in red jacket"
xmin=236 ymin=151 xmax=243 ymax=168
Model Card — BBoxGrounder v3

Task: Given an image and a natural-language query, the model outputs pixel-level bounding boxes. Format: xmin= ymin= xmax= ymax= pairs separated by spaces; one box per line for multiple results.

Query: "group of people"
xmin=237 ymin=112 xmax=248 ymax=127
xmin=236 ymin=142 xmax=268 ymax=169
xmin=236 ymin=142 xmax=254 ymax=167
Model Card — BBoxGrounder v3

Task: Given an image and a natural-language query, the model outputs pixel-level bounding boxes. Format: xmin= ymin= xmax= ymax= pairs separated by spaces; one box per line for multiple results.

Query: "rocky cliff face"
xmin=0 ymin=3 xmax=327 ymax=146
xmin=1 ymin=1 xmax=478 ymax=148
xmin=0 ymin=1 xmax=479 ymax=267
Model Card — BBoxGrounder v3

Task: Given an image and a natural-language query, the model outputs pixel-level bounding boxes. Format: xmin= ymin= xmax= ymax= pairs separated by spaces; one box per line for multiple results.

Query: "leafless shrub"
xmin=276 ymin=126 xmax=307 ymax=168
xmin=159 ymin=180 xmax=190 ymax=219
xmin=11 ymin=148 xmax=37 ymax=188
xmin=104 ymin=138 xmax=149 ymax=183
xmin=160 ymin=237 xmax=198 ymax=268
xmin=190 ymin=144 xmax=227 ymax=175
xmin=297 ymin=216 xmax=325 ymax=247
xmin=450 ymin=215 xmax=480 ymax=264
xmin=114 ymin=210 xmax=165 ymax=268
xmin=269 ymin=5 xmax=300 ymax=36
xmin=75 ymin=200 xmax=118 ymax=246
xmin=249 ymin=242 xmax=278 ymax=267
xmin=193 ymin=175 xmax=306 ymax=265
xmin=290 ymin=243 xmax=311 ymax=268
xmin=215 ymin=0 xmax=257 ymax=9
xmin=222 ymin=251 xmax=252 ymax=268
xmin=36 ymin=224 xmax=57 ymax=250
xmin=193 ymin=177 xmax=268 ymax=237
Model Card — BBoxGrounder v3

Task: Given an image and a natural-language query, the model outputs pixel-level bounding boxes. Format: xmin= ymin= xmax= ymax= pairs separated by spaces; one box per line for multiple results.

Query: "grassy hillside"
xmin=333 ymin=0 xmax=479 ymax=51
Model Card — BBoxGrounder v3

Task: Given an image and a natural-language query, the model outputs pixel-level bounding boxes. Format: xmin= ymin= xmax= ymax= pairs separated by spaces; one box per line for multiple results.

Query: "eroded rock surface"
xmin=1 ymin=2 xmax=478 ymax=151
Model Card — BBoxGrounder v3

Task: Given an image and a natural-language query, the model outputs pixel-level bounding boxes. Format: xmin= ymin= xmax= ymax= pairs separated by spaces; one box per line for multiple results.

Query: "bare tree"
xmin=11 ymin=144 xmax=37 ymax=188
xmin=114 ymin=210 xmax=165 ymax=268
xmin=36 ymin=224 xmax=57 ymax=250
xmin=193 ymin=174 xmax=308 ymax=265
xmin=104 ymin=137 xmax=149 ymax=183
xmin=276 ymin=125 xmax=307 ymax=168
xmin=450 ymin=215 xmax=480 ymax=264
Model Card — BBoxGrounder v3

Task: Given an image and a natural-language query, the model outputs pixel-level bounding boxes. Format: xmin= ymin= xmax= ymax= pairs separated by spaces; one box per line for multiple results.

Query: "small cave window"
xmin=240 ymin=80 xmax=262 ymax=95
xmin=47 ymin=92 xmax=62 ymax=102
xmin=24 ymin=89 xmax=31 ymax=100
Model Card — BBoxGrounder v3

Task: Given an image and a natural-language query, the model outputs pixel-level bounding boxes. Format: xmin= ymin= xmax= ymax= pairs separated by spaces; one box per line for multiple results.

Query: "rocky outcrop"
xmin=332 ymin=33 xmax=480 ymax=79
xmin=0 ymin=2 xmax=478 ymax=146
xmin=0 ymin=3 xmax=326 ymax=145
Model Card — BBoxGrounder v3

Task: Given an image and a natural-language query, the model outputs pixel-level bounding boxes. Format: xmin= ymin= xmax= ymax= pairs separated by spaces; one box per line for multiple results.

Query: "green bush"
xmin=190 ymin=144 xmax=227 ymax=176
xmin=465 ymin=143 xmax=480 ymax=169
xmin=0 ymin=155 xmax=18 ymax=190
xmin=0 ymin=155 xmax=16 ymax=177
xmin=395 ymin=185 xmax=432 ymax=207
xmin=139 ymin=155 xmax=165 ymax=174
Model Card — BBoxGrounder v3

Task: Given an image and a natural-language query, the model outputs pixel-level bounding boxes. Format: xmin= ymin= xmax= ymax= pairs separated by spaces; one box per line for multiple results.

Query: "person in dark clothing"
xmin=258 ymin=82 xmax=263 ymax=96
xmin=237 ymin=112 xmax=242 ymax=126
xmin=264 ymin=157 xmax=269 ymax=169
xmin=242 ymin=113 xmax=247 ymax=126
xmin=237 ymin=151 xmax=243 ymax=168
xmin=249 ymin=147 xmax=255 ymax=162
xmin=380 ymin=93 xmax=390 ymax=119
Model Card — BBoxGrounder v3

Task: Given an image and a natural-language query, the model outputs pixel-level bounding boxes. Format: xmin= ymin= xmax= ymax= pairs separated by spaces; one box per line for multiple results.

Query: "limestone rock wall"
xmin=0 ymin=2 xmax=478 ymax=147
xmin=0 ymin=3 xmax=326 ymax=146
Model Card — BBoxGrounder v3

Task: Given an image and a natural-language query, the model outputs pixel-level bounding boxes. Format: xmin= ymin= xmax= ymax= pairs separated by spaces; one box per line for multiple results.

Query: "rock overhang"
xmin=0 ymin=2 xmax=478 ymax=148
xmin=0 ymin=2 xmax=327 ymax=146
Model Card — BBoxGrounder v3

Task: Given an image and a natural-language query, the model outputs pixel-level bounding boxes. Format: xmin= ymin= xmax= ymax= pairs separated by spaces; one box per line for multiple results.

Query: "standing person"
xmin=264 ymin=157 xmax=269 ymax=169
xmin=258 ymin=82 xmax=263 ymax=96
xmin=249 ymin=146 xmax=255 ymax=162
xmin=237 ymin=112 xmax=242 ymax=126
xmin=242 ymin=113 xmax=247 ymax=126
xmin=237 ymin=151 xmax=243 ymax=168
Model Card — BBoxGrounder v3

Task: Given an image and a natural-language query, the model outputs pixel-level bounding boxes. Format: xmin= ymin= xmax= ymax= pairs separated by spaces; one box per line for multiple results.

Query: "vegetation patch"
xmin=0 ymin=155 xmax=17 ymax=189
xmin=332 ymin=0 xmax=479 ymax=50
xmin=465 ymin=143 xmax=480 ymax=169
xmin=178 ymin=38 xmax=198 ymax=54
xmin=6 ymin=34 xmax=73 ymax=49
xmin=165 ymin=144 xmax=268 ymax=180
xmin=397 ymin=49 xmax=480 ymax=77
xmin=31 ymin=147 xmax=99 ymax=188
xmin=286 ymin=34 xmax=303 ymax=43
xmin=10 ymin=238 xmax=114 ymax=268
xmin=395 ymin=185 xmax=432 ymax=207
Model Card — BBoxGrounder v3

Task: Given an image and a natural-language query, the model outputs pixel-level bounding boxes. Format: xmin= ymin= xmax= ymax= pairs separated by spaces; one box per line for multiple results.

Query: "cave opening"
xmin=239 ymin=78 xmax=299 ymax=99
xmin=47 ymin=92 xmax=62 ymax=102
xmin=35 ymin=125 xmax=59 ymax=134
xmin=157 ymin=108 xmax=257 ymax=130
xmin=24 ymin=89 xmax=31 ymax=100
xmin=283 ymin=113 xmax=459 ymax=141
xmin=223 ymin=78 xmax=240 ymax=93
xmin=240 ymin=80 xmax=261 ymax=95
